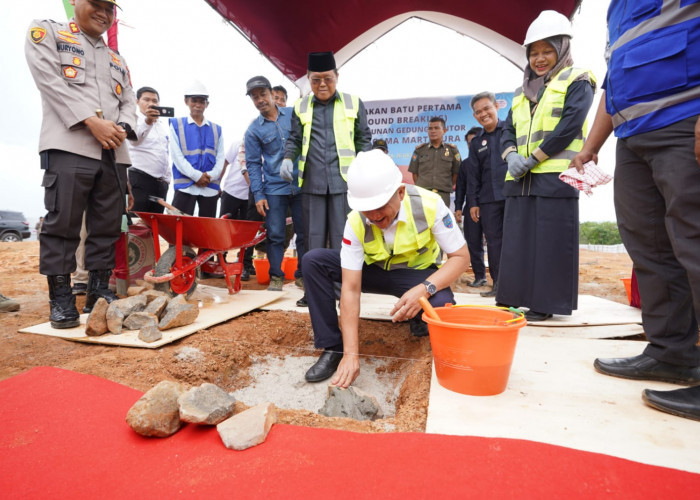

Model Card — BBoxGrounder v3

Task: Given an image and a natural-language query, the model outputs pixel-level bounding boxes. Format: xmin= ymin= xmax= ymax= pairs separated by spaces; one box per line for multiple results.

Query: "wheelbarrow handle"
xmin=148 ymin=196 xmax=187 ymax=216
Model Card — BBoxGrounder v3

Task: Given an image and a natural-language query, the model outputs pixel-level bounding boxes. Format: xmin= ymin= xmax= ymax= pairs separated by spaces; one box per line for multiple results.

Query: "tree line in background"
xmin=579 ymin=222 xmax=622 ymax=245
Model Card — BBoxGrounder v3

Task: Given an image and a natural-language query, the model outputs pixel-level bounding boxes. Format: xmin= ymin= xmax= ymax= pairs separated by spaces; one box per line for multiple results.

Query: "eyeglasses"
xmin=310 ymin=77 xmax=336 ymax=86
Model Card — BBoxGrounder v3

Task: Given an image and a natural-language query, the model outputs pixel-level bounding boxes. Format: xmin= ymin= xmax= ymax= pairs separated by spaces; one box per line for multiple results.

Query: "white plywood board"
xmin=19 ymin=286 xmax=284 ymax=348
xmin=425 ymin=336 xmax=700 ymax=473
xmin=262 ymin=288 xmax=642 ymax=339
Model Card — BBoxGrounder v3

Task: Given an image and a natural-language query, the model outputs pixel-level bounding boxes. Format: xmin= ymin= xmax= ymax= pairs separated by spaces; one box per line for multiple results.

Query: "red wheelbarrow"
xmin=135 ymin=212 xmax=265 ymax=298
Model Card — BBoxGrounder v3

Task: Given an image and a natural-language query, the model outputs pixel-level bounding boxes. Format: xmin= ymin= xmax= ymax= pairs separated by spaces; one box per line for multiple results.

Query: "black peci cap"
xmin=307 ymin=51 xmax=336 ymax=72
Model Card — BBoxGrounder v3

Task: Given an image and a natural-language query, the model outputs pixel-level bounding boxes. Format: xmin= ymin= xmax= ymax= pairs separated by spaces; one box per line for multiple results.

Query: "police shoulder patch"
xmin=442 ymin=213 xmax=454 ymax=228
xmin=30 ymin=27 xmax=47 ymax=44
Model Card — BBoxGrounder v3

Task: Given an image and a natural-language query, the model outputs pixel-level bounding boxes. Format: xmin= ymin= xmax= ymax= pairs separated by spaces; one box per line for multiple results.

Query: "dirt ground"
xmin=0 ymin=242 xmax=635 ymax=433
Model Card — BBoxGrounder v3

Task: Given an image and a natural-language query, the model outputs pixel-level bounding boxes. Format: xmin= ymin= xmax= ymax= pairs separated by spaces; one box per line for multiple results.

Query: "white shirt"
xmin=169 ymin=116 xmax=225 ymax=197
xmin=222 ymin=140 xmax=250 ymax=199
xmin=127 ymin=111 xmax=171 ymax=182
xmin=340 ymin=193 xmax=466 ymax=271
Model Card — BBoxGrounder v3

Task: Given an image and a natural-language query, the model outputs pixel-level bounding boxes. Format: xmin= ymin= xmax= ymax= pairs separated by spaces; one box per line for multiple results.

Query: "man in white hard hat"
xmin=169 ymin=80 xmax=224 ymax=219
xmin=302 ymin=150 xmax=469 ymax=387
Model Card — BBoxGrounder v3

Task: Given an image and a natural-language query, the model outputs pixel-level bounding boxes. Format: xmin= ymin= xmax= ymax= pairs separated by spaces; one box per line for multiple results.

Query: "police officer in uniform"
xmin=283 ymin=51 xmax=372 ymax=306
xmin=301 ymin=150 xmax=469 ymax=386
xmin=408 ymin=117 xmax=461 ymax=208
xmin=25 ymin=0 xmax=136 ymax=328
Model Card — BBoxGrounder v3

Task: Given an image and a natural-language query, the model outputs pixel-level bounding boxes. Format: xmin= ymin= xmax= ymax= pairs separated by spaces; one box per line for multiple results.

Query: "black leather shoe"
xmin=47 ymin=275 xmax=80 ymax=329
xmin=240 ymin=268 xmax=250 ymax=281
xmin=83 ymin=270 xmax=119 ymax=313
xmin=305 ymin=349 xmax=343 ymax=382
xmin=468 ymin=278 xmax=488 ymax=288
xmin=642 ymin=386 xmax=700 ymax=421
xmin=408 ymin=316 xmax=429 ymax=337
xmin=480 ymin=283 xmax=498 ymax=298
xmin=296 ymin=294 xmax=308 ymax=307
xmin=524 ymin=310 xmax=553 ymax=322
xmin=594 ymin=354 xmax=700 ymax=385
xmin=71 ymin=282 xmax=87 ymax=295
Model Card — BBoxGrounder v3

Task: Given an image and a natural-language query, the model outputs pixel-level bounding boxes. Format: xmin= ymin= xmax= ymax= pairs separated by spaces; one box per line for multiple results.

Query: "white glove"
xmin=280 ymin=158 xmax=294 ymax=182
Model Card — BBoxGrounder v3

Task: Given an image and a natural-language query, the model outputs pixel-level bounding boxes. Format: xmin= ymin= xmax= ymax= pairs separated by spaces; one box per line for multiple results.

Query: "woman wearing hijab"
xmin=498 ymin=10 xmax=596 ymax=322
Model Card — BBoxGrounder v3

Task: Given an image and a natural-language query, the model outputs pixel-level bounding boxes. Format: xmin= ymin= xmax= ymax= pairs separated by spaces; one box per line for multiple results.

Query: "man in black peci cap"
xmin=372 ymin=138 xmax=389 ymax=154
xmin=283 ymin=51 xmax=372 ymax=307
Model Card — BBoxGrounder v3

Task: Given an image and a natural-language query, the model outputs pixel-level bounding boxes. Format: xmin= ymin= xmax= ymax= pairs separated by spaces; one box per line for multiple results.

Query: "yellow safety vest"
xmin=348 ymin=185 xmax=441 ymax=271
xmin=508 ymin=66 xmax=596 ymax=180
xmin=294 ymin=92 xmax=359 ymax=187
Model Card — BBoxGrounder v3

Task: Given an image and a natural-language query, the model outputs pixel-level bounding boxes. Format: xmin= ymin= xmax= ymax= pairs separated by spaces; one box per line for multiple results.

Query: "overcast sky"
xmin=1 ymin=0 xmax=615 ymax=222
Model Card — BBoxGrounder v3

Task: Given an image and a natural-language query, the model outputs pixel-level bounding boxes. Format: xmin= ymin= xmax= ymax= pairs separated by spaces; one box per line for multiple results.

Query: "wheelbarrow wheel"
xmin=153 ymin=245 xmax=200 ymax=299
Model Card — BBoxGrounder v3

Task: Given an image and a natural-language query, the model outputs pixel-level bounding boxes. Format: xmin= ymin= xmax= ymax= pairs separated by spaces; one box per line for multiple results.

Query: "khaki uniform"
xmin=408 ymin=142 xmax=461 ymax=206
xmin=25 ymin=19 xmax=136 ymax=275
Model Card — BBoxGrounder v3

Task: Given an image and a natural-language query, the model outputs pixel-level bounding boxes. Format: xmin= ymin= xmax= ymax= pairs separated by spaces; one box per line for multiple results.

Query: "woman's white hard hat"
xmin=346 ymin=150 xmax=403 ymax=212
xmin=523 ymin=10 xmax=573 ymax=47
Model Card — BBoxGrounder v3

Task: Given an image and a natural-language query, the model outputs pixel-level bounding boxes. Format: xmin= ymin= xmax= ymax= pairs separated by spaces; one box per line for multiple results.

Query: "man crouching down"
xmin=303 ymin=149 xmax=469 ymax=387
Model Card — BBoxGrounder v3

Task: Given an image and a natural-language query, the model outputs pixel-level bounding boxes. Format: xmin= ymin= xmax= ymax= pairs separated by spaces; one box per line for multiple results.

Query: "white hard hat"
xmin=184 ymin=80 xmax=209 ymax=98
xmin=523 ymin=10 xmax=573 ymax=47
xmin=347 ymin=150 xmax=403 ymax=212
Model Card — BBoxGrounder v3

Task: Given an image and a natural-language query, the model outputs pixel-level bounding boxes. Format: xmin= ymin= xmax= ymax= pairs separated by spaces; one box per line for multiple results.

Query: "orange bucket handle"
xmin=450 ymin=304 xmax=527 ymax=326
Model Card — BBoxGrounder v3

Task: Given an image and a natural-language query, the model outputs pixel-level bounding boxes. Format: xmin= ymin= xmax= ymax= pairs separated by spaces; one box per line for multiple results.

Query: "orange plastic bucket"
xmin=621 ymin=278 xmax=632 ymax=305
xmin=422 ymin=304 xmax=527 ymax=396
xmin=253 ymin=258 xmax=270 ymax=285
xmin=283 ymin=257 xmax=298 ymax=279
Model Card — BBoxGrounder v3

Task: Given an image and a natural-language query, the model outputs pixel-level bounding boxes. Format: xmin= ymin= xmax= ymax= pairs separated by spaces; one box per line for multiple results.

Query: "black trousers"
xmin=614 ymin=115 xmax=700 ymax=366
xmin=303 ymin=248 xmax=454 ymax=349
xmin=39 ymin=150 xmax=126 ymax=275
xmin=219 ymin=191 xmax=249 ymax=220
xmin=243 ymin=189 xmax=264 ymax=269
xmin=128 ymin=168 xmax=168 ymax=214
xmin=463 ymin=212 xmax=485 ymax=281
xmin=302 ymin=192 xmax=349 ymax=251
xmin=172 ymin=190 xmax=219 ymax=217
xmin=479 ymin=200 xmax=505 ymax=283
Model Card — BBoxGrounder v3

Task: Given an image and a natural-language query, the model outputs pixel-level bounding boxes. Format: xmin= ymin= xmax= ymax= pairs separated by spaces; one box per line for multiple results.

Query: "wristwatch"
xmin=422 ymin=280 xmax=437 ymax=296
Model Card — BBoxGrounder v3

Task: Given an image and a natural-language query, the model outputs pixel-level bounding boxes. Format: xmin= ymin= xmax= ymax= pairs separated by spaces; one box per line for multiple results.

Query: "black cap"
xmin=307 ymin=51 xmax=336 ymax=72
xmin=245 ymin=75 xmax=272 ymax=95
xmin=372 ymin=139 xmax=389 ymax=153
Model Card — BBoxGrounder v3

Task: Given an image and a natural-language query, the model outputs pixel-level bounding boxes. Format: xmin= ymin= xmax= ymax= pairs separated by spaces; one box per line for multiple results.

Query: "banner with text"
xmin=364 ymin=92 xmax=513 ymax=178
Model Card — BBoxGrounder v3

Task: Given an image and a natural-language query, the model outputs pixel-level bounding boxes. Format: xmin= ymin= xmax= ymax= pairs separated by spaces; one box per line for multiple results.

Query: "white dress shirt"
xmin=127 ymin=111 xmax=171 ymax=182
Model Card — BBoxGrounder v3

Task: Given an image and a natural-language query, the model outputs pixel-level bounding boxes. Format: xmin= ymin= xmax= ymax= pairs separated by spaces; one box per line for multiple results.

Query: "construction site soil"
xmin=1 ymin=242 xmax=636 ymax=433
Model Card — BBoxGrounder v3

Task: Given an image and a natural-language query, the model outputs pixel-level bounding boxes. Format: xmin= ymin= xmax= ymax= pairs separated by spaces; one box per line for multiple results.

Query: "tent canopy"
xmin=204 ymin=0 xmax=582 ymax=85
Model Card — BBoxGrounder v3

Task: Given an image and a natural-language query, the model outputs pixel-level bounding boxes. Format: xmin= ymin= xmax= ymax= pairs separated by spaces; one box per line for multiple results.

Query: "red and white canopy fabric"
xmin=204 ymin=0 xmax=582 ymax=86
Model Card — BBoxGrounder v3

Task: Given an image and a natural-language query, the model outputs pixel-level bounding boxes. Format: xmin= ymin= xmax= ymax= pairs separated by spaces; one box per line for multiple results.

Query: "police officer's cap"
xmin=308 ymin=51 xmax=336 ymax=72
xmin=245 ymin=76 xmax=272 ymax=95
xmin=372 ymin=139 xmax=389 ymax=153
xmin=99 ymin=0 xmax=122 ymax=10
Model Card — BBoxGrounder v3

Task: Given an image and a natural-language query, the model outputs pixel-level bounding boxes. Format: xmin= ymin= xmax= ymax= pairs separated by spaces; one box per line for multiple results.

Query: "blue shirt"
xmin=604 ymin=0 xmax=700 ymax=138
xmin=244 ymin=106 xmax=300 ymax=201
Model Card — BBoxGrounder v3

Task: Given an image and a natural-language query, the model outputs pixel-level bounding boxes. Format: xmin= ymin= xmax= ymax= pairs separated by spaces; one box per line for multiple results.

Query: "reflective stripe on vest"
xmin=348 ymin=185 xmax=440 ymax=271
xmin=508 ymin=66 xmax=596 ymax=180
xmin=606 ymin=2 xmax=700 ymax=132
xmin=294 ymin=92 xmax=359 ymax=187
xmin=171 ymin=118 xmax=221 ymax=191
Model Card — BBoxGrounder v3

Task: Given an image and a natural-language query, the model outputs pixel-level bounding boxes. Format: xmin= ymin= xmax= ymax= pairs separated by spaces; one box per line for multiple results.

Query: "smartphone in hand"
xmin=150 ymin=106 xmax=175 ymax=117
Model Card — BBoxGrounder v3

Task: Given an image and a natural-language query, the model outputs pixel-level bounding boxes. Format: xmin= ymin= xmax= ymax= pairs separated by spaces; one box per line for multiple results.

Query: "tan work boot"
xmin=0 ymin=293 xmax=20 ymax=312
xmin=268 ymin=276 xmax=284 ymax=292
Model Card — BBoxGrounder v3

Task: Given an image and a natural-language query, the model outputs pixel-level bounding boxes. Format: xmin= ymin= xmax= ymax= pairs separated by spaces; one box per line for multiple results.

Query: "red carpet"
xmin=1 ymin=367 xmax=698 ymax=499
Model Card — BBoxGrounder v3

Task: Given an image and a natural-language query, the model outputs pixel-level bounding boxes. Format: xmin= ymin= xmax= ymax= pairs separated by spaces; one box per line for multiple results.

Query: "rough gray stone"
xmin=143 ymin=289 xmax=168 ymax=304
xmin=123 ymin=312 xmax=158 ymax=331
xmin=319 ymin=386 xmax=384 ymax=421
xmin=158 ymin=302 xmax=199 ymax=330
xmin=135 ymin=279 xmax=155 ymax=291
xmin=126 ymin=380 xmax=185 ymax=437
xmin=85 ymin=298 xmax=109 ymax=336
xmin=106 ymin=295 xmax=148 ymax=334
xmin=127 ymin=286 xmax=146 ymax=296
xmin=106 ymin=307 xmax=125 ymax=335
xmin=217 ymin=402 xmax=276 ymax=451
xmin=178 ymin=383 xmax=236 ymax=425
xmin=164 ymin=294 xmax=188 ymax=312
xmin=138 ymin=324 xmax=162 ymax=343
xmin=144 ymin=295 xmax=167 ymax=318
